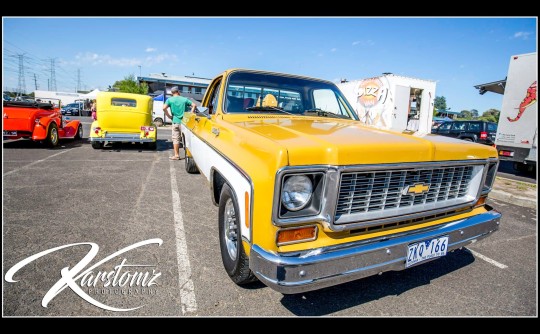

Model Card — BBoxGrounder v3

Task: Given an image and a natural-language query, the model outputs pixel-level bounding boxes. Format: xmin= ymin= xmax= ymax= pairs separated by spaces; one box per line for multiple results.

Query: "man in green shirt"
xmin=163 ymin=86 xmax=196 ymax=160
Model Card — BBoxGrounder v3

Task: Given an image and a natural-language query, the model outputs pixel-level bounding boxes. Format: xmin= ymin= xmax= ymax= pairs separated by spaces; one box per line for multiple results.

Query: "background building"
xmin=137 ymin=73 xmax=211 ymax=102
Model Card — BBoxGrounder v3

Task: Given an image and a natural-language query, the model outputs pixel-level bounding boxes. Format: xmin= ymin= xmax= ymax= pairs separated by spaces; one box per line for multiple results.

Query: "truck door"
xmin=390 ymin=85 xmax=410 ymax=132
xmin=450 ymin=121 xmax=466 ymax=139
xmin=435 ymin=122 xmax=452 ymax=136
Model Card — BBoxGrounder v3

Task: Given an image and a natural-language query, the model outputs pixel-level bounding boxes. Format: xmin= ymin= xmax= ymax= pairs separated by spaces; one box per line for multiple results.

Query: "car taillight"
xmin=499 ymin=150 xmax=514 ymax=157
xmin=93 ymin=127 xmax=101 ymax=134
xmin=480 ymin=131 xmax=488 ymax=139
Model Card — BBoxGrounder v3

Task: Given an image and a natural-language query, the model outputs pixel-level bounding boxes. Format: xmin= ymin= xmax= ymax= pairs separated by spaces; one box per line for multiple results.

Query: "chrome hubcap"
xmin=224 ymin=198 xmax=238 ymax=260
xmin=51 ymin=128 xmax=58 ymax=144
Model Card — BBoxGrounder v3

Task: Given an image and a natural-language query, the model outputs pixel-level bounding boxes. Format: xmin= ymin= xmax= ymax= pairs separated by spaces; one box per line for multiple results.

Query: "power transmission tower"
xmin=77 ymin=68 xmax=81 ymax=92
xmin=33 ymin=73 xmax=39 ymax=90
xmin=49 ymin=58 xmax=57 ymax=91
xmin=16 ymin=54 xmax=26 ymax=97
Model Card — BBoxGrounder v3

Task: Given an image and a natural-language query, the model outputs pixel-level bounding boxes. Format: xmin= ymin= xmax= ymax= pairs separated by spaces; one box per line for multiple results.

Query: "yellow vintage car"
xmin=90 ymin=92 xmax=157 ymax=149
xmin=182 ymin=69 xmax=501 ymax=294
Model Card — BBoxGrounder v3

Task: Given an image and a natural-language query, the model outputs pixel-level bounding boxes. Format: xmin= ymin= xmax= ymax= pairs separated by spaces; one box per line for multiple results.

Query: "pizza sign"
xmin=356 ymin=78 xmax=388 ymax=108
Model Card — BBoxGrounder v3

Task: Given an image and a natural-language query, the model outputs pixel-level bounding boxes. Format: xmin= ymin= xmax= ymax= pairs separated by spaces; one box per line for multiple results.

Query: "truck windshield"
xmin=224 ymin=71 xmax=358 ymax=120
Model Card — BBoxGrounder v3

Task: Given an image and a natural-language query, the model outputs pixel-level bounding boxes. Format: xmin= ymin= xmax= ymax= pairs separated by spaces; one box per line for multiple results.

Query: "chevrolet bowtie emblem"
xmin=402 ymin=183 xmax=430 ymax=195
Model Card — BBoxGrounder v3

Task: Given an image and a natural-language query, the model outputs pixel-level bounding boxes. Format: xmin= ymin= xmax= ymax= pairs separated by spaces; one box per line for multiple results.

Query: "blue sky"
xmin=3 ymin=17 xmax=536 ymax=113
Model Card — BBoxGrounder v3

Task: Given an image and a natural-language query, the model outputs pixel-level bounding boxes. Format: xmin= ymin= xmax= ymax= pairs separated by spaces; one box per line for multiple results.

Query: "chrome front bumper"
xmin=250 ymin=207 xmax=501 ymax=294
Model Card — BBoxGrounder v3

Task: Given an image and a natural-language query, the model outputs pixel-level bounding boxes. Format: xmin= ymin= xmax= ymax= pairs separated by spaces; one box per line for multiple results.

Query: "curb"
xmin=490 ymin=176 xmax=537 ymax=209
xmin=489 ymin=189 xmax=537 ymax=209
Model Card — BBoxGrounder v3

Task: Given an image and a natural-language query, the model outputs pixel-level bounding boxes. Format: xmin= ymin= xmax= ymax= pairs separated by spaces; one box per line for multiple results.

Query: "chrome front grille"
xmin=335 ymin=165 xmax=478 ymax=225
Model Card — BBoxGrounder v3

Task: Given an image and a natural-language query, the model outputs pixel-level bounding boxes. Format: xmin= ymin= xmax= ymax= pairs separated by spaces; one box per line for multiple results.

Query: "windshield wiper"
xmin=303 ymin=108 xmax=350 ymax=119
xmin=246 ymin=106 xmax=294 ymax=115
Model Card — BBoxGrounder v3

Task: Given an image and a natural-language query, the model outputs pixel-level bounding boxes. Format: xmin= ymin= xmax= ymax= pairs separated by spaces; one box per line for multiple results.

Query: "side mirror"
xmin=196 ymin=106 xmax=208 ymax=114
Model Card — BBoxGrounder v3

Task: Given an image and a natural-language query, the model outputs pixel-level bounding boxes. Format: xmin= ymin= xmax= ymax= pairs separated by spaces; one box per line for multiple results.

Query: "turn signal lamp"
xmin=277 ymin=226 xmax=317 ymax=246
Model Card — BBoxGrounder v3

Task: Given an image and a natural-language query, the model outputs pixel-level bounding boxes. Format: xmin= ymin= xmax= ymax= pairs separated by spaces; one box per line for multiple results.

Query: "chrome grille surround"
xmin=272 ymin=160 xmax=494 ymax=232
xmin=334 ymin=164 xmax=484 ymax=226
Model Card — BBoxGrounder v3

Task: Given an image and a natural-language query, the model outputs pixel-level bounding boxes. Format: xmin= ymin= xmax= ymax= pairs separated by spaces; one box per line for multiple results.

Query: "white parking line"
xmin=169 ymin=161 xmax=197 ymax=315
xmin=3 ymin=149 xmax=72 ymax=177
xmin=467 ymin=249 xmax=508 ymax=269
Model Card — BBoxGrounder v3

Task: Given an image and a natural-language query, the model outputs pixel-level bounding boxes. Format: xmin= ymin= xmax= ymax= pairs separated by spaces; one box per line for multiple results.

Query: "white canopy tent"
xmin=79 ymin=89 xmax=101 ymax=100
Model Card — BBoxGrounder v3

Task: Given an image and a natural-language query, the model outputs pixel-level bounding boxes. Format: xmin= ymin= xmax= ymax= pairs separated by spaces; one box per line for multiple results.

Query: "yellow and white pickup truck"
xmin=181 ymin=68 xmax=501 ymax=294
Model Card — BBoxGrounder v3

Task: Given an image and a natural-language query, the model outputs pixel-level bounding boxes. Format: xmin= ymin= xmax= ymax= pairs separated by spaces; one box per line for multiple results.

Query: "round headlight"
xmin=281 ymin=175 xmax=313 ymax=211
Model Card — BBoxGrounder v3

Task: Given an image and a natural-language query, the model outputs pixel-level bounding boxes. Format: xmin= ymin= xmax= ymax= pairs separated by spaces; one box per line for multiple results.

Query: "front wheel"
xmin=218 ymin=184 xmax=257 ymax=285
xmin=45 ymin=123 xmax=59 ymax=147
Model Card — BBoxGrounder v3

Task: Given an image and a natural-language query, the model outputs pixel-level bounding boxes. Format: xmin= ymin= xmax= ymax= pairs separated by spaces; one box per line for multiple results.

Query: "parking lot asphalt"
xmin=2 ymin=119 xmax=537 ymax=317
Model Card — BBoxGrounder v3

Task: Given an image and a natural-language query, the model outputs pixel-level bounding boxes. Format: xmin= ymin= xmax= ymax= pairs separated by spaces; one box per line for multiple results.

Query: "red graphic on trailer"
xmin=508 ymin=81 xmax=537 ymax=122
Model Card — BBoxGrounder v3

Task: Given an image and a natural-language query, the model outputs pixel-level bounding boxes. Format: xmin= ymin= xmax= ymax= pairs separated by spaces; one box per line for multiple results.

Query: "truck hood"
xmin=232 ymin=117 xmax=497 ymax=165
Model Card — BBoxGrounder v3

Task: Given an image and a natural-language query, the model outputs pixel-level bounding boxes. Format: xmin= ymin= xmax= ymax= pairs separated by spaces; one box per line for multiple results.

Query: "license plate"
xmin=406 ymin=236 xmax=449 ymax=267
xmin=3 ymin=131 xmax=17 ymax=136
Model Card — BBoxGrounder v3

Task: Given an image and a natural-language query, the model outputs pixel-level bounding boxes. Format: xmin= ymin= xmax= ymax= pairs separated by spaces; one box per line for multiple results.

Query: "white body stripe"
xmin=183 ymin=124 xmax=252 ymax=242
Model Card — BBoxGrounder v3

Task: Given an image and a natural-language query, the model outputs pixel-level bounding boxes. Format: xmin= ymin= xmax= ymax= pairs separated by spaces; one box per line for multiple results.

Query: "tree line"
xmin=433 ymin=95 xmax=500 ymax=123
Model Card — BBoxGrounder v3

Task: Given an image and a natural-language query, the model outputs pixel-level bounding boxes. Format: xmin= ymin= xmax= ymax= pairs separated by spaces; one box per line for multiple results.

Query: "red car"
xmin=3 ymin=100 xmax=82 ymax=147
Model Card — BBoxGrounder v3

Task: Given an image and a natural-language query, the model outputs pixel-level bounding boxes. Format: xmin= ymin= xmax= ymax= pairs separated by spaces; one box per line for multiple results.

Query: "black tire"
xmin=91 ymin=141 xmax=103 ymax=149
xmin=45 ymin=122 xmax=59 ymax=147
xmin=513 ymin=162 xmax=534 ymax=173
xmin=184 ymin=147 xmax=199 ymax=174
xmin=145 ymin=141 xmax=157 ymax=150
xmin=154 ymin=118 xmax=164 ymax=127
xmin=75 ymin=124 xmax=83 ymax=140
xmin=218 ymin=184 xmax=257 ymax=285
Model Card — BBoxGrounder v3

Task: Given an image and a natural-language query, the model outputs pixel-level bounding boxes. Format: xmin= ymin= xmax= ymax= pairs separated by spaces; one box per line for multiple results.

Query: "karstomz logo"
xmin=5 ymin=238 xmax=163 ymax=312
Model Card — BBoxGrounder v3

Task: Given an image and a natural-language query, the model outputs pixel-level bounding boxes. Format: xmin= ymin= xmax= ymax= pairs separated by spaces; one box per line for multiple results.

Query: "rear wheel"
xmin=218 ymin=184 xmax=256 ymax=285
xmin=45 ymin=123 xmax=59 ymax=147
xmin=75 ymin=124 xmax=83 ymax=140
xmin=185 ymin=150 xmax=199 ymax=173
xmin=184 ymin=137 xmax=199 ymax=174
xmin=91 ymin=141 xmax=103 ymax=149
xmin=513 ymin=162 xmax=535 ymax=173
xmin=145 ymin=141 xmax=157 ymax=150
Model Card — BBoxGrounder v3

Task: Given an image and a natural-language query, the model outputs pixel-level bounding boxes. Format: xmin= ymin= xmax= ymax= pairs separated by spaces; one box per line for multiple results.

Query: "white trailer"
xmin=338 ymin=74 xmax=436 ymax=135
xmin=33 ymin=90 xmax=82 ymax=107
xmin=475 ymin=52 xmax=537 ymax=171
xmin=151 ymin=96 xmax=200 ymax=127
